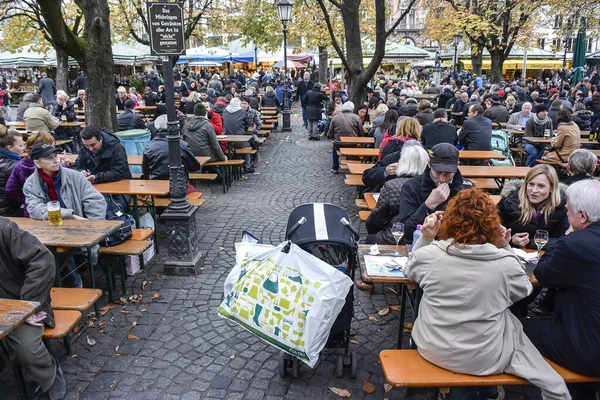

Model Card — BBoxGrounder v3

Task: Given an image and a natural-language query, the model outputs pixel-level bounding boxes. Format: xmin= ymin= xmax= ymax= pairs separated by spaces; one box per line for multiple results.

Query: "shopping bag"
xmin=218 ymin=241 xmax=353 ymax=367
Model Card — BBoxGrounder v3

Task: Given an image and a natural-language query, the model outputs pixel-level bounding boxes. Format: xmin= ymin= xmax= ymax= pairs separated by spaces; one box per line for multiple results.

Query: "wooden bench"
xmin=131 ymin=228 xmax=154 ymax=241
xmin=50 ymin=288 xmax=102 ymax=312
xmin=359 ymin=210 xmax=371 ymax=221
xmin=344 ymin=174 xmax=365 ymax=186
xmin=203 ymin=159 xmax=245 ymax=193
xmin=43 ymin=309 xmax=82 ymax=354
xmin=99 ymin=240 xmax=152 ymax=302
xmin=340 ymin=159 xmax=362 ymax=171
xmin=152 ymin=196 xmax=205 ymax=208
xmin=470 ymin=178 xmax=500 ymax=191
xmin=355 ymin=199 xmax=368 ymax=209
xmin=379 ymin=350 xmax=600 ymax=395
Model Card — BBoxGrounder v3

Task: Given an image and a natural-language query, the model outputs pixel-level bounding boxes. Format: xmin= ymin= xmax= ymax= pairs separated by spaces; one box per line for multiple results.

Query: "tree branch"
xmin=37 ymin=0 xmax=85 ymax=63
xmin=326 ymin=0 xmax=342 ymax=9
xmin=315 ymin=0 xmax=351 ymax=72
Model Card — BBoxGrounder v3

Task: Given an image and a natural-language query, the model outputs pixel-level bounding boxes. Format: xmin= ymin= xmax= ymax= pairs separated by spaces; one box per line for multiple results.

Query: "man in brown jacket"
xmin=0 ymin=216 xmax=66 ymax=399
xmin=23 ymin=93 xmax=60 ymax=132
xmin=327 ymin=101 xmax=362 ymax=173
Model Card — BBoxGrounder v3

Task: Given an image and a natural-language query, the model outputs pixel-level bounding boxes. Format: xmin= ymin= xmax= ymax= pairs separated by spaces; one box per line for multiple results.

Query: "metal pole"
xmin=160 ymin=55 xmax=204 ymax=275
xmin=282 ymin=23 xmax=291 ymax=132
xmin=522 ymin=49 xmax=527 ymax=81
xmin=453 ymin=45 xmax=458 ymax=75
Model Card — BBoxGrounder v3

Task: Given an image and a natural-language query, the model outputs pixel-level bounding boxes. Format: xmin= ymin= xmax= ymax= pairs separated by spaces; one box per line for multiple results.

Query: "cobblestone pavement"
xmin=1 ymin=107 xmax=542 ymax=400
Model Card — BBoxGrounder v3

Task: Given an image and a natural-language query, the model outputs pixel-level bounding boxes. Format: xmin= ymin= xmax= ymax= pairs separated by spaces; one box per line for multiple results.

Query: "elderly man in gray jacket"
xmin=23 ymin=143 xmax=106 ymax=287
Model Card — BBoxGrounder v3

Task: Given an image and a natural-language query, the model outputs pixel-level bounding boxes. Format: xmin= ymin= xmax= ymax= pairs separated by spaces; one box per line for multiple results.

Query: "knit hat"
xmin=535 ymin=104 xmax=549 ymax=113
xmin=341 ymin=101 xmax=354 ymax=112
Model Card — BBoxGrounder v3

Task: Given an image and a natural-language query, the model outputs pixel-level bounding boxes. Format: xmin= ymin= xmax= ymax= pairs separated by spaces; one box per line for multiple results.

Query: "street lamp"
xmin=278 ymin=0 xmax=293 ymax=132
xmin=452 ymin=34 xmax=461 ymax=75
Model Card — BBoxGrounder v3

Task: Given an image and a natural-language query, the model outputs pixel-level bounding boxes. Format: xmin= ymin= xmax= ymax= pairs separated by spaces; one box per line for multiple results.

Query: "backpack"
xmin=103 ymin=194 xmax=133 ymax=246
xmin=489 ymin=129 xmax=515 ymax=167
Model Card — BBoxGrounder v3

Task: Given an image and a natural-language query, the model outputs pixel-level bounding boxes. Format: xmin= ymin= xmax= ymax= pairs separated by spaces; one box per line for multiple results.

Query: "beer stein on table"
xmin=47 ymin=201 xmax=62 ymax=226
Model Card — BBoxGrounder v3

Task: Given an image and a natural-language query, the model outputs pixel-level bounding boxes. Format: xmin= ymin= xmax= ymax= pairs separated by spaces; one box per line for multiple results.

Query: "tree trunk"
xmin=471 ymin=45 xmax=483 ymax=77
xmin=55 ymin=46 xmax=69 ymax=92
xmin=318 ymin=46 xmax=328 ymax=84
xmin=82 ymin=0 xmax=117 ymax=132
xmin=348 ymin=79 xmax=366 ymax=109
xmin=489 ymin=50 xmax=505 ymax=84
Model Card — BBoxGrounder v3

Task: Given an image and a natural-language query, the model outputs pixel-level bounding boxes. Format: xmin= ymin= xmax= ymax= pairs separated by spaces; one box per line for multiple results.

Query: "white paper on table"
xmin=369 ymin=244 xmax=380 ymax=255
xmin=513 ymin=248 xmax=538 ymax=261
xmin=372 ymin=193 xmax=379 ymax=203
xmin=364 ymin=255 xmax=407 ymax=277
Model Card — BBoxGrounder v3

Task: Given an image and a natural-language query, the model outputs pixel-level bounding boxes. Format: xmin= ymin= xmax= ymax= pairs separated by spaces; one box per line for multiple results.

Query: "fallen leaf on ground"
xmin=73 ymin=325 xmax=82 ymax=334
xmin=132 ymin=321 xmax=137 ymax=327
xmin=100 ymin=304 xmax=115 ymax=312
xmin=87 ymin=320 xmax=95 ymax=328
xmin=141 ymin=281 xmax=148 ymax=291
xmin=384 ymin=383 xmax=393 ymax=394
xmin=389 ymin=305 xmax=402 ymax=311
xmin=151 ymin=293 xmax=160 ymax=299
xmin=120 ymin=310 xmax=131 ymax=314
xmin=329 ymin=387 xmax=351 ymax=398
xmin=100 ymin=310 xmax=109 ymax=317
xmin=117 ymin=297 xmax=128 ymax=304
xmin=86 ymin=336 xmax=96 ymax=347
xmin=127 ymin=333 xmax=140 ymax=340
xmin=349 ymin=339 xmax=360 ymax=345
xmin=378 ymin=307 xmax=390 ymax=316
xmin=129 ymin=294 xmax=142 ymax=303
xmin=217 ymin=247 xmax=225 ymax=254
xmin=362 ymin=379 xmax=376 ymax=394
xmin=98 ymin=321 xmax=106 ymax=327
xmin=386 ymin=286 xmax=400 ymax=295
xmin=86 ymin=312 xmax=97 ymax=320
xmin=141 ymin=309 xmax=147 ymax=313
xmin=368 ymin=315 xmax=379 ymax=323
xmin=403 ymin=322 xmax=413 ymax=333
xmin=115 ymin=346 xmax=119 ymax=353
xmin=229 ymin=355 xmax=236 ymax=359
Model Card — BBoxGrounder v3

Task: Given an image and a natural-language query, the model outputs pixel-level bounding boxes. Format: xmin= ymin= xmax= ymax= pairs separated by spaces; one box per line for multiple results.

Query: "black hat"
xmin=430 ymin=143 xmax=459 ymax=173
xmin=30 ymin=143 xmax=60 ymax=161
xmin=535 ymin=104 xmax=549 ymax=114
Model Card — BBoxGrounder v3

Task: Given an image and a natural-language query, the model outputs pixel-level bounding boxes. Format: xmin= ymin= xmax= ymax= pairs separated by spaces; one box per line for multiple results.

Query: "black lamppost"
xmin=278 ymin=0 xmax=293 ymax=132
xmin=453 ymin=34 xmax=461 ymax=75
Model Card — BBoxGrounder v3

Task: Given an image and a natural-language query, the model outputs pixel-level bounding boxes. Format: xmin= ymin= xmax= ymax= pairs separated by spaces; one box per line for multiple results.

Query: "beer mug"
xmin=47 ymin=201 xmax=62 ymax=226
xmin=544 ymin=129 xmax=551 ymax=138
xmin=61 ymin=114 xmax=67 ymax=121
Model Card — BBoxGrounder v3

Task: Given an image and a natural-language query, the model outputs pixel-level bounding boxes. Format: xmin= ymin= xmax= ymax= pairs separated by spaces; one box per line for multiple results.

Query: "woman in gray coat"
xmin=405 ymin=188 xmax=571 ymax=400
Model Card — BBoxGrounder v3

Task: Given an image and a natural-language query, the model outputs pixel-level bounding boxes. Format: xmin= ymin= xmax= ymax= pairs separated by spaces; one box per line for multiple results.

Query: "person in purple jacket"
xmin=5 ymin=132 xmax=57 ymax=217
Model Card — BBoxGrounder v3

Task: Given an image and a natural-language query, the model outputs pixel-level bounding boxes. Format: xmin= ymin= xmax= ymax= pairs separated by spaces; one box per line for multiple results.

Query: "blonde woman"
xmin=378 ymin=117 xmax=422 ymax=161
xmin=498 ymin=164 xmax=569 ymax=250
xmin=184 ymin=91 xmax=202 ymax=115
xmin=116 ymin=86 xmax=128 ymax=110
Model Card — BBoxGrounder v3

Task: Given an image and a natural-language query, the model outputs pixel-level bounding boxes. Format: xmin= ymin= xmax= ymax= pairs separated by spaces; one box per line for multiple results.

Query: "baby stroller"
xmin=279 ymin=203 xmax=360 ymax=378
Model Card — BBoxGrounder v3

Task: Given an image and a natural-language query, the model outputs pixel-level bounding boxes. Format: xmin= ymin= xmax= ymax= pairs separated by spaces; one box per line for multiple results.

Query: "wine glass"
xmin=391 ymin=222 xmax=405 ymax=256
xmin=534 ymin=230 xmax=549 ymax=260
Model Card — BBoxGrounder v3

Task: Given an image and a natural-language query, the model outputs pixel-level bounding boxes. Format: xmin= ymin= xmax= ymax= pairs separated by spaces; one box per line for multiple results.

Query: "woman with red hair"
xmin=404 ymin=188 xmax=571 ymax=400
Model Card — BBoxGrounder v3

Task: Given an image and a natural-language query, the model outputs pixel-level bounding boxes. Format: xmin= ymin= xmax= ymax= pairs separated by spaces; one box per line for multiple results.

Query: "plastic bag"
xmin=218 ymin=241 xmax=353 ymax=367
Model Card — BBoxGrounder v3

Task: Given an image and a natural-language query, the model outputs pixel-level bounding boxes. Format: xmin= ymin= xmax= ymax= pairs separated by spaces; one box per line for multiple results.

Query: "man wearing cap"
xmin=397 ymin=143 xmax=467 ymax=242
xmin=523 ymin=104 xmax=553 ymax=167
xmin=0 ymin=216 xmax=67 ymax=399
xmin=23 ymin=143 xmax=106 ymax=288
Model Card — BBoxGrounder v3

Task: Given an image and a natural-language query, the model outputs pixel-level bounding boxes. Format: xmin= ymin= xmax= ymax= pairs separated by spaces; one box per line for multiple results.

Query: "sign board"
xmin=147 ymin=2 xmax=185 ymax=56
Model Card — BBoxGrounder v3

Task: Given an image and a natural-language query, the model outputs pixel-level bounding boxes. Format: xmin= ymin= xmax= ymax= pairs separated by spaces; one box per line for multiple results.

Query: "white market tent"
xmin=176 ymin=46 xmax=234 ymax=64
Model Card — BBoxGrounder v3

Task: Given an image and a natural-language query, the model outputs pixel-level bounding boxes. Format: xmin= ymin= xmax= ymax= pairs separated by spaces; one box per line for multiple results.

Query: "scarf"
xmin=0 ymin=147 xmax=21 ymax=161
xmin=39 ymin=169 xmax=58 ymax=201
xmin=532 ymin=113 xmax=550 ymax=125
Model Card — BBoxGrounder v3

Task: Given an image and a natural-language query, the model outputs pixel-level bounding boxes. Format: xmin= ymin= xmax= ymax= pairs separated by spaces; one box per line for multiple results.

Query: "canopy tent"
xmin=231 ymin=49 xmax=284 ymax=63
xmin=188 ymin=60 xmax=222 ymax=67
xmin=331 ymin=40 xmax=432 ymax=66
xmin=457 ymin=59 xmax=567 ymax=70
xmin=273 ymin=60 xmax=305 ymax=68
xmin=440 ymin=46 xmax=559 ymax=61
xmin=0 ymin=46 xmax=46 ymax=68
xmin=177 ymin=46 xmax=233 ymax=64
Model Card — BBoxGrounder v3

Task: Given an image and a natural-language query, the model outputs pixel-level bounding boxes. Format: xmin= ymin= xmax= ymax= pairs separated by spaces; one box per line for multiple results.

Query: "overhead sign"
xmin=147 ymin=2 xmax=186 ymax=56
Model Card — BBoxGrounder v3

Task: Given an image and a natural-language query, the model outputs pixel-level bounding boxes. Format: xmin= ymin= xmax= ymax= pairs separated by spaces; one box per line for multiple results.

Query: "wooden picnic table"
xmin=217 ymin=135 xmax=253 ymax=143
xmin=0 ymin=299 xmax=40 ymax=340
xmin=524 ymin=137 xmax=597 ymax=146
xmin=7 ymin=121 xmax=83 ymax=129
xmin=55 ymin=140 xmax=72 ymax=147
xmin=135 ymin=106 xmax=157 ymax=111
xmin=459 ymin=165 xmax=530 ymax=179
xmin=339 ymin=147 xmax=379 ymax=158
xmin=93 ymin=179 xmax=169 ymax=197
xmin=592 ymin=150 xmax=600 ymax=157
xmin=64 ymin=154 xmax=209 ymax=168
xmin=340 ymin=136 xmax=375 ymax=145
xmin=8 ymin=217 xmax=124 ymax=248
xmin=511 ymin=129 xmax=590 ymax=138
xmin=364 ymin=192 xmax=378 ymax=209
xmin=459 ymin=150 xmax=505 ymax=160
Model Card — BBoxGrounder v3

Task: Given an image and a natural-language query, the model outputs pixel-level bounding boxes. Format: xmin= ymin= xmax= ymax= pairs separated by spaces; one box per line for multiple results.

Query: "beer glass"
xmin=47 ymin=201 xmax=62 ymax=226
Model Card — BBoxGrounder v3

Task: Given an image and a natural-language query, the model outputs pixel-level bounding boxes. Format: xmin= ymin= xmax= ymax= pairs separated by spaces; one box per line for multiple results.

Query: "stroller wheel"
xmin=350 ymin=351 xmax=357 ymax=378
xmin=336 ymin=354 xmax=344 ymax=378
xmin=292 ymin=356 xmax=300 ymax=378
xmin=279 ymin=352 xmax=289 ymax=378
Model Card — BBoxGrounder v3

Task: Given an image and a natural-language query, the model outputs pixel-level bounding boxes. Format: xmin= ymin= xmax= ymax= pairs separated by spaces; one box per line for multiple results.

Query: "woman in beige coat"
xmin=545 ymin=109 xmax=581 ymax=162
xmin=404 ymin=188 xmax=571 ymax=400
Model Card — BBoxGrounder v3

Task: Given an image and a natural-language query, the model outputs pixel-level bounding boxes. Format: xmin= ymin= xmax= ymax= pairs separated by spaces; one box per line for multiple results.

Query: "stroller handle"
xmin=286 ymin=217 xmax=307 ymax=239
xmin=340 ymin=218 xmax=360 ymax=241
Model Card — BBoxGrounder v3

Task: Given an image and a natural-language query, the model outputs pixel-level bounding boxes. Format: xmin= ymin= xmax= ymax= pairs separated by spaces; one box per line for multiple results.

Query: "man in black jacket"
xmin=296 ymin=72 xmax=314 ymax=127
xmin=397 ymin=143 xmax=466 ymax=242
xmin=458 ymin=104 xmax=492 ymax=154
xmin=0 ymin=217 xmax=66 ymax=399
xmin=117 ymin=99 xmax=146 ymax=131
xmin=421 ymin=109 xmax=458 ymax=150
xmin=522 ymin=180 xmax=600 ymax=389
xmin=76 ymin=128 xmax=132 ymax=184
xmin=142 ymin=115 xmax=200 ymax=180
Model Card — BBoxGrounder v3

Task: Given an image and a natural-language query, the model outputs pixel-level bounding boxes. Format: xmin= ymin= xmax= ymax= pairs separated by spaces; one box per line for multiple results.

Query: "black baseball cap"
xmin=430 ymin=143 xmax=459 ymax=173
xmin=30 ymin=143 xmax=60 ymax=161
